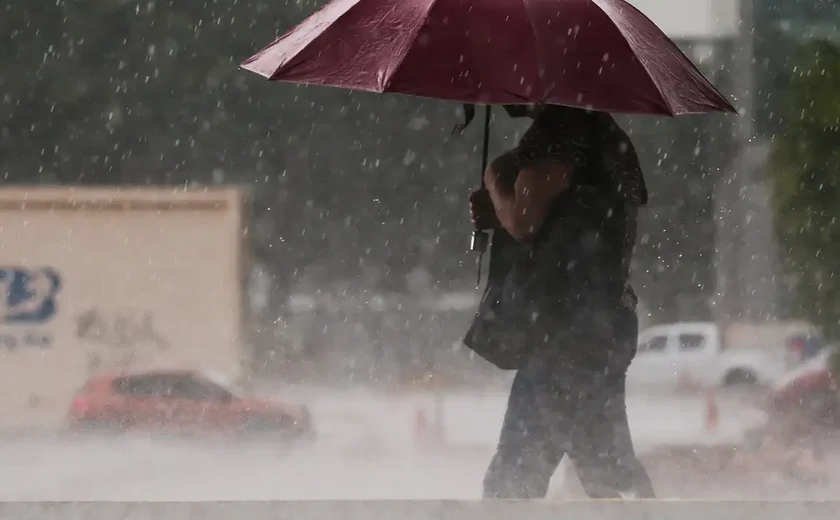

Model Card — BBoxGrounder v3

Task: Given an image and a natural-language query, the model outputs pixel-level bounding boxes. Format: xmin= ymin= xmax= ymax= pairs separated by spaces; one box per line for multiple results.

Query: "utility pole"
xmin=713 ymin=0 xmax=756 ymax=323
xmin=714 ymin=0 xmax=780 ymax=323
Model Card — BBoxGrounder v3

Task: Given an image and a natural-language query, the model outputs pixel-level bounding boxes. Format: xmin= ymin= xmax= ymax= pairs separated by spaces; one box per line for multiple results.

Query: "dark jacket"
xmin=464 ymin=107 xmax=647 ymax=370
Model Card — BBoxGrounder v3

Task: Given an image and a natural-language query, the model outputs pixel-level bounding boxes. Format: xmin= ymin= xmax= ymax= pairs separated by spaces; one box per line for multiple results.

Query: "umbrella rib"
xmin=381 ymin=0 xmax=443 ymax=92
xmin=591 ymin=0 xmax=673 ymax=114
xmin=520 ymin=0 xmax=544 ymax=100
xmin=240 ymin=0 xmax=365 ymax=79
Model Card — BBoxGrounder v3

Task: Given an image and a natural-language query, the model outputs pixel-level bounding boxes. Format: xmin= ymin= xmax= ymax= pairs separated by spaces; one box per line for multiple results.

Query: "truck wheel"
xmin=723 ymin=369 xmax=757 ymax=386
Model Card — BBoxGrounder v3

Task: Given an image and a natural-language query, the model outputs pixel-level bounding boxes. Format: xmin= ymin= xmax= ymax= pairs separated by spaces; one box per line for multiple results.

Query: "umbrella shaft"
xmin=480 ymin=105 xmax=492 ymax=187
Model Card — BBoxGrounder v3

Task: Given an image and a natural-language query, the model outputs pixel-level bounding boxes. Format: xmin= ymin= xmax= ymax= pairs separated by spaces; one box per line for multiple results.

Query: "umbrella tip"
xmin=722 ymin=95 xmax=739 ymax=114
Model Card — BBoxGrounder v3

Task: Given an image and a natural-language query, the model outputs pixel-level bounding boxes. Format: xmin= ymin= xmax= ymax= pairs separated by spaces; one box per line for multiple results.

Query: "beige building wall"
xmin=0 ymin=187 xmax=245 ymax=427
xmin=724 ymin=320 xmax=818 ymax=352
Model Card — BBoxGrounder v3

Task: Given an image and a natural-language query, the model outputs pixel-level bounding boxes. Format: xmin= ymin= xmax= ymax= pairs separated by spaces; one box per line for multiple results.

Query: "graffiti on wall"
xmin=76 ymin=309 xmax=170 ymax=350
xmin=77 ymin=308 xmax=170 ymax=371
xmin=0 ymin=267 xmax=61 ymax=349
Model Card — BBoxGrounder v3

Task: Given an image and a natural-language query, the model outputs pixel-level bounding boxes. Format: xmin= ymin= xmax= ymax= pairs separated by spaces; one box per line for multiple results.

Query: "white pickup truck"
xmin=627 ymin=320 xmax=819 ymax=389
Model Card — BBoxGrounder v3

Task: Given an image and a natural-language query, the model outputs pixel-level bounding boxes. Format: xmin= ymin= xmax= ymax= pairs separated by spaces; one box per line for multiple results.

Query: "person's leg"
xmin=567 ymin=371 xmax=656 ymax=498
xmin=534 ymin=303 xmax=654 ymax=499
xmin=483 ymin=368 xmax=566 ymax=499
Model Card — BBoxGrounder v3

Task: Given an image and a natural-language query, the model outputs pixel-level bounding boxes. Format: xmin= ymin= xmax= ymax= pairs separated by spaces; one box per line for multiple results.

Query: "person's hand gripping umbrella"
xmin=241 ymin=0 xmax=736 ymax=260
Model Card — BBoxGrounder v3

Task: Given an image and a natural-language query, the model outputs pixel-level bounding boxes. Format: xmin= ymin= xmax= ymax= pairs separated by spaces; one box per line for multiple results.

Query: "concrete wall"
xmin=627 ymin=0 xmax=739 ymax=39
xmin=0 ymin=187 xmax=245 ymax=427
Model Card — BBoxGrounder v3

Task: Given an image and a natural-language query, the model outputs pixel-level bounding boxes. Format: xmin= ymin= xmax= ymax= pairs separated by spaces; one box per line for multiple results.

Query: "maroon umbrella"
xmin=241 ymin=0 xmax=735 ymax=115
xmin=241 ymin=0 xmax=735 ymax=258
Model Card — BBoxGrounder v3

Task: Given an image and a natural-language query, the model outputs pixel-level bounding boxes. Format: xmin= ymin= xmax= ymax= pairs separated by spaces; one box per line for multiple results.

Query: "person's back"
xmin=521 ymin=108 xmax=645 ymax=286
xmin=474 ymin=104 xmax=655 ymax=500
xmin=501 ymin=107 xmax=646 ymax=368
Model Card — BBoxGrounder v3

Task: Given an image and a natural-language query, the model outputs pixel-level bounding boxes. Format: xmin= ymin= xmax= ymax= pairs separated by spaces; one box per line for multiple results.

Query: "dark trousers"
xmin=483 ymin=309 xmax=655 ymax=499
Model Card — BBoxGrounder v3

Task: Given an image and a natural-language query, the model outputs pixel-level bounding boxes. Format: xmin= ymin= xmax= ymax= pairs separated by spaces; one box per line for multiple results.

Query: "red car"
xmin=771 ymin=351 xmax=838 ymax=427
xmin=67 ymin=369 xmax=313 ymax=439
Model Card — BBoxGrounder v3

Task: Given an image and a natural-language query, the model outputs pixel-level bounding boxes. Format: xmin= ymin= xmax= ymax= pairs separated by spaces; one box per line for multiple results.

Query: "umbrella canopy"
xmin=241 ymin=0 xmax=735 ymax=115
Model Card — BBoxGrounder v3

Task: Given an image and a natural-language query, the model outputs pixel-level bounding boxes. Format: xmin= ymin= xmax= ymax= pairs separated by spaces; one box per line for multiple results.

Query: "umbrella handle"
xmin=470 ymin=105 xmax=491 ymax=250
xmin=479 ymin=104 xmax=492 ymax=188
xmin=470 ymin=105 xmax=492 ymax=286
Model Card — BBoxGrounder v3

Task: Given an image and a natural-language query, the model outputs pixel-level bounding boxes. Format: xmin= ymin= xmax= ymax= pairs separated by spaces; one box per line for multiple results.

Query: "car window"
xmin=638 ymin=336 xmax=667 ymax=353
xmin=112 ymin=375 xmax=177 ymax=398
xmin=171 ymin=376 xmax=233 ymax=402
xmin=679 ymin=334 xmax=706 ymax=351
xmin=195 ymin=379 xmax=234 ymax=401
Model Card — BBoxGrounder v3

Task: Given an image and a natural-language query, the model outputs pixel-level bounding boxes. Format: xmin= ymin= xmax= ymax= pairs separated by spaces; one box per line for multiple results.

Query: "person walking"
xmin=466 ymin=104 xmax=655 ymax=499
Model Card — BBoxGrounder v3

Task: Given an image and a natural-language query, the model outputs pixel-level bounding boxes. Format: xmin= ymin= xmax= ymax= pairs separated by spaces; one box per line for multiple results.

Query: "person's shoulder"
xmin=597 ymin=115 xmax=647 ymax=205
xmin=598 ymin=115 xmax=636 ymax=156
xmin=517 ymin=114 xmax=590 ymax=166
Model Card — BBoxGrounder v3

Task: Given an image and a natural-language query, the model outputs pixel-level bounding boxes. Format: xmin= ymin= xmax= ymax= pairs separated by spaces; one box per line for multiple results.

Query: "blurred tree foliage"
xmin=1 ymin=0 xmax=727 ymax=323
xmin=769 ymin=40 xmax=840 ymax=350
xmin=754 ymin=0 xmax=840 ymax=137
